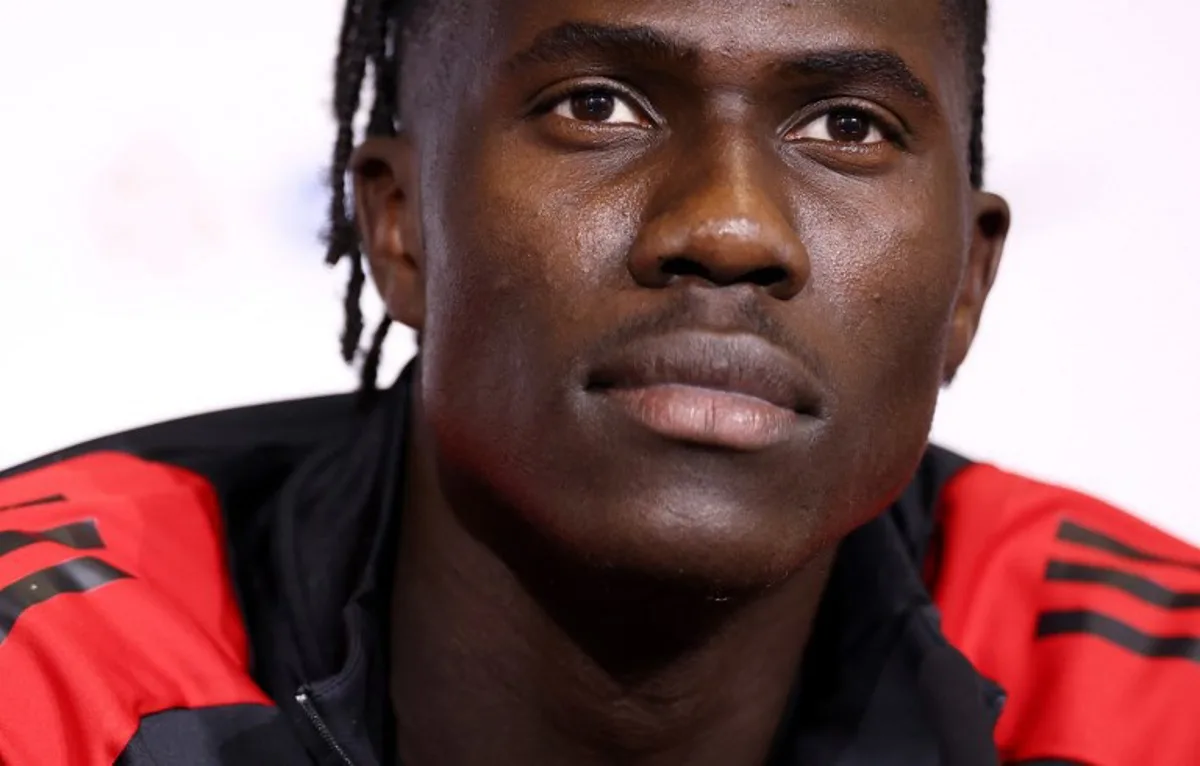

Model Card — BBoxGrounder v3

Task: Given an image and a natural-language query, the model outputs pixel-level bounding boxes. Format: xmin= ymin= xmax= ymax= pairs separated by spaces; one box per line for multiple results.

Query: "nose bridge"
xmin=690 ymin=134 xmax=783 ymax=231
xmin=631 ymin=131 xmax=810 ymax=298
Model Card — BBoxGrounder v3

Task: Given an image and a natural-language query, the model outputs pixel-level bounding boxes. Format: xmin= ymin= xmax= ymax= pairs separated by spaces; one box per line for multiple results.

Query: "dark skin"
xmin=353 ymin=0 xmax=1009 ymax=763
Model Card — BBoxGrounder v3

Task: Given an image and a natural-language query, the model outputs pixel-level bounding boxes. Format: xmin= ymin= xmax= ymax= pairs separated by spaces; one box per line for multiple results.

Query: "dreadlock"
xmin=324 ymin=0 xmax=409 ymax=399
xmin=950 ymin=0 xmax=990 ymax=189
xmin=324 ymin=0 xmax=991 ymax=394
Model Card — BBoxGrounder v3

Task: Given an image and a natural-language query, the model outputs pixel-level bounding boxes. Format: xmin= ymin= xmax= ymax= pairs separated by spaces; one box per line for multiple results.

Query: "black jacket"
xmin=9 ymin=369 xmax=1153 ymax=766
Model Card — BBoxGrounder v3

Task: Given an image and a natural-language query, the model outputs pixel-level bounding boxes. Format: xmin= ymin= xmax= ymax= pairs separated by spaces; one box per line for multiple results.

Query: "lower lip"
xmin=598 ymin=384 xmax=800 ymax=451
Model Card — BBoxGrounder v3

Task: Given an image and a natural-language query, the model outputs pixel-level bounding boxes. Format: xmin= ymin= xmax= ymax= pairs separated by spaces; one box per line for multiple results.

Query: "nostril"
xmin=658 ymin=257 xmax=791 ymax=290
xmin=746 ymin=266 xmax=788 ymax=288
xmin=660 ymin=257 xmax=712 ymax=280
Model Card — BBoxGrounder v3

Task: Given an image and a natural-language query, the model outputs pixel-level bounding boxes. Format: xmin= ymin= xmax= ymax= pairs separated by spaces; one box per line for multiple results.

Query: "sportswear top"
xmin=1 ymin=369 xmax=1197 ymax=765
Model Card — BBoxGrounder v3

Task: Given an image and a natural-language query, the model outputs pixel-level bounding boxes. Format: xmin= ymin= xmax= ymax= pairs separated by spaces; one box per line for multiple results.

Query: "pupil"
xmin=829 ymin=111 xmax=870 ymax=142
xmin=572 ymin=92 xmax=616 ymax=121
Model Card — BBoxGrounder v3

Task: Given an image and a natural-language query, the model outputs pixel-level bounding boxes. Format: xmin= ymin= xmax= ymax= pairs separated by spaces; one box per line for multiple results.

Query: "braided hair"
xmin=323 ymin=0 xmax=991 ymax=393
xmin=324 ymin=0 xmax=410 ymax=397
xmin=952 ymin=0 xmax=990 ymax=189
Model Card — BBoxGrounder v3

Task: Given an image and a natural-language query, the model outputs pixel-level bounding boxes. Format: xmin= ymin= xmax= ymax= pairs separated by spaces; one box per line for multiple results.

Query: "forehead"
xmin=436 ymin=0 xmax=970 ymax=125
xmin=479 ymin=0 xmax=955 ymax=69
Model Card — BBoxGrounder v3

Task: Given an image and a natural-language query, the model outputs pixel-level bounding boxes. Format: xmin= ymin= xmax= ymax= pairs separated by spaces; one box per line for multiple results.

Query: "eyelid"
xmin=532 ymin=78 xmax=661 ymax=126
xmin=552 ymin=93 xmax=648 ymax=127
xmin=785 ymin=99 xmax=907 ymax=145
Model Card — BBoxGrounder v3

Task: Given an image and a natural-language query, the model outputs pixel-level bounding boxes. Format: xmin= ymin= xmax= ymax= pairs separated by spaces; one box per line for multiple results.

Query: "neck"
xmin=390 ymin=405 xmax=834 ymax=766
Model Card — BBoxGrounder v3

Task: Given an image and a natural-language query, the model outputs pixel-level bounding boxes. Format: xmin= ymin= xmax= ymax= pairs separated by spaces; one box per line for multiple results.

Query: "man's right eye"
xmin=550 ymin=89 xmax=650 ymax=127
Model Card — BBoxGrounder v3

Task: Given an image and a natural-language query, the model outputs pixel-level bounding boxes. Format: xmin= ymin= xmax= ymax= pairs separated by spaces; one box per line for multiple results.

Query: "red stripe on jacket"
xmin=0 ymin=453 xmax=270 ymax=766
xmin=933 ymin=463 xmax=1200 ymax=766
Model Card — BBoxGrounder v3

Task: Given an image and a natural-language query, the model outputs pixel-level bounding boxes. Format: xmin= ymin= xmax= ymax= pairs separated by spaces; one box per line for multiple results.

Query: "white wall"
xmin=1 ymin=2 xmax=1197 ymax=542
xmin=933 ymin=2 xmax=1200 ymax=544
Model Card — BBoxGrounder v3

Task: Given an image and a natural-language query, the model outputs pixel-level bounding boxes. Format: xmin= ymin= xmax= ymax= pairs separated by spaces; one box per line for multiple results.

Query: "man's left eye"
xmin=551 ymin=90 xmax=648 ymax=126
xmin=790 ymin=109 xmax=886 ymax=144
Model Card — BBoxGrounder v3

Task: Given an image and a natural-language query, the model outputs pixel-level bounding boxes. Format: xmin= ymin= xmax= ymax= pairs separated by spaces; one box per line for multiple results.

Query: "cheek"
xmin=417 ymin=139 xmax=640 ymax=413
xmin=430 ymin=144 xmax=642 ymax=340
xmin=803 ymin=180 xmax=967 ymax=445
xmin=811 ymin=180 xmax=963 ymax=351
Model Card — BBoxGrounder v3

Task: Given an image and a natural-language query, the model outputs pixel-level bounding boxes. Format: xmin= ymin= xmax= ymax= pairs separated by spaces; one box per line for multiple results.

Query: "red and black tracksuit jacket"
xmin=1 ymin=370 xmax=1198 ymax=765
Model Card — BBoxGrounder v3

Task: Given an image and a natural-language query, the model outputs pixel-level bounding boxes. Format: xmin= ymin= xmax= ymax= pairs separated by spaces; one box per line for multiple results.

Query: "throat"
xmin=386 ymin=492 xmax=833 ymax=766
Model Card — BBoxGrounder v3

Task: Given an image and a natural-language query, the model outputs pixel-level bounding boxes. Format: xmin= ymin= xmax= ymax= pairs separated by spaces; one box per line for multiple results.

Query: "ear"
xmin=943 ymin=191 xmax=1011 ymax=384
xmin=352 ymin=135 xmax=425 ymax=332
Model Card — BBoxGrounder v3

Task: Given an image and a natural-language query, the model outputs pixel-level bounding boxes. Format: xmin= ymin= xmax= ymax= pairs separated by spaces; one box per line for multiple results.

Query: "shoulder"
xmin=0 ymin=452 xmax=271 ymax=764
xmin=1 ymin=392 xmax=358 ymax=483
xmin=0 ymin=394 xmax=365 ymax=764
xmin=930 ymin=460 xmax=1200 ymax=766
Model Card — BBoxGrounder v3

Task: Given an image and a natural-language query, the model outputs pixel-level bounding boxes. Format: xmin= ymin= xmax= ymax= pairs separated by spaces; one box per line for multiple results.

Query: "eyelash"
xmin=787 ymin=101 xmax=906 ymax=148
xmin=535 ymin=81 xmax=656 ymax=124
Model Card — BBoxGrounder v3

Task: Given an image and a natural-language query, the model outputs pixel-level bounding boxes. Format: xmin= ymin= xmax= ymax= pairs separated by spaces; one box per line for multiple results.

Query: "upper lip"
xmin=587 ymin=331 xmax=820 ymax=414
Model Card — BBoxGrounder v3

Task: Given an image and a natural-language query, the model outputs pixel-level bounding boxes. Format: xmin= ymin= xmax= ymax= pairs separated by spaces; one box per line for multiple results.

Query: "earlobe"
xmin=351 ymin=135 xmax=426 ymax=332
xmin=943 ymin=191 xmax=1011 ymax=384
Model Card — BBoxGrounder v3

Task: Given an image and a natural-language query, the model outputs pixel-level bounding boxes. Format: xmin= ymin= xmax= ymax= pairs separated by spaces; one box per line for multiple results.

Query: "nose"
xmin=627 ymin=139 xmax=810 ymax=301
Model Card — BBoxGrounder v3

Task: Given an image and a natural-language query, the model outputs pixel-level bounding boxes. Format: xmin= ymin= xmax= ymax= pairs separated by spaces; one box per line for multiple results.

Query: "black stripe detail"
xmin=1037 ymin=610 xmax=1200 ymax=663
xmin=1057 ymin=520 xmax=1200 ymax=573
xmin=0 ymin=494 xmax=67 ymax=513
xmin=1046 ymin=560 xmax=1200 ymax=610
xmin=0 ymin=520 xmax=105 ymax=560
xmin=0 ymin=556 xmax=131 ymax=643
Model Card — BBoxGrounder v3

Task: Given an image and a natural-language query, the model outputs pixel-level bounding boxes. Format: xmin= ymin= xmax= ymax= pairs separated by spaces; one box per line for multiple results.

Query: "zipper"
xmin=296 ymin=688 xmax=357 ymax=766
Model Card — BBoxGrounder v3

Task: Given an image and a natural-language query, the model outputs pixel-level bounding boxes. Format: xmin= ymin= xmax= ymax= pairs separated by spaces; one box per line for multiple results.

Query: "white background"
xmin=1 ymin=3 xmax=1197 ymax=542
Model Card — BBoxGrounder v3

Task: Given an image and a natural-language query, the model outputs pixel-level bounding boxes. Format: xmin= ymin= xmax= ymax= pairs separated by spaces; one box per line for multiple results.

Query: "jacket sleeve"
xmin=116 ymin=705 xmax=315 ymax=765
xmin=0 ymin=452 xmax=273 ymax=765
xmin=930 ymin=463 xmax=1200 ymax=766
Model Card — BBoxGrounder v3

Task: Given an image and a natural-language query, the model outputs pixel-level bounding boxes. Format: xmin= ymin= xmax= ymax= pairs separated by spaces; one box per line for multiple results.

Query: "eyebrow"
xmin=506 ymin=22 xmax=699 ymax=70
xmin=506 ymin=22 xmax=936 ymax=109
xmin=779 ymin=50 xmax=934 ymax=106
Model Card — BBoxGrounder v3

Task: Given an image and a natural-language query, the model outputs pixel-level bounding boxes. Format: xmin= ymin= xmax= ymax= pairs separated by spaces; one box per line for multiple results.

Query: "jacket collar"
xmin=247 ymin=371 xmax=411 ymax=765
xmin=769 ymin=506 xmax=1004 ymax=765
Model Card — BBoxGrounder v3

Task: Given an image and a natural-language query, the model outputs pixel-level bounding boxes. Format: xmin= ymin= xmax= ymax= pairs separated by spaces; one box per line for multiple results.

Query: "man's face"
xmin=358 ymin=0 xmax=1009 ymax=588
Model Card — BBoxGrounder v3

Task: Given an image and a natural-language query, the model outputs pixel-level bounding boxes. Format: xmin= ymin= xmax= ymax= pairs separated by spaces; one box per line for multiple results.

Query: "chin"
xmin=493 ymin=454 xmax=851 ymax=595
